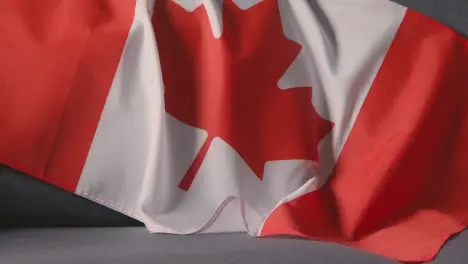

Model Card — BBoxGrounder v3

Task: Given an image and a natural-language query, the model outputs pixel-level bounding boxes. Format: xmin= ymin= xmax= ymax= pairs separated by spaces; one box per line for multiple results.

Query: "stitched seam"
xmin=76 ymin=188 xmax=145 ymax=223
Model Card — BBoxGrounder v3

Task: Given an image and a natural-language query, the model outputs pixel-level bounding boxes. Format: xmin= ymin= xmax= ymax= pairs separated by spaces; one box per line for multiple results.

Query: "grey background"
xmin=0 ymin=0 xmax=467 ymax=263
xmin=394 ymin=0 xmax=468 ymax=36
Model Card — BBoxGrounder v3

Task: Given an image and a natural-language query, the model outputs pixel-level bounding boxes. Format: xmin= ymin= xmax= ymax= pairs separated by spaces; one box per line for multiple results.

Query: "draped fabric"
xmin=0 ymin=0 xmax=467 ymax=262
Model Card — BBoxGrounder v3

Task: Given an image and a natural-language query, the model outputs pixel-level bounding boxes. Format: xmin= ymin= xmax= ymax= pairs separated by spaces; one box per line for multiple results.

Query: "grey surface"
xmin=0 ymin=228 xmax=400 ymax=264
xmin=0 ymin=227 xmax=467 ymax=264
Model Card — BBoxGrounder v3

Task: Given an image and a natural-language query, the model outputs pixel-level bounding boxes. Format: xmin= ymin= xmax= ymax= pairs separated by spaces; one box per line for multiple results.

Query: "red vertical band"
xmin=261 ymin=9 xmax=468 ymax=262
xmin=0 ymin=0 xmax=136 ymax=191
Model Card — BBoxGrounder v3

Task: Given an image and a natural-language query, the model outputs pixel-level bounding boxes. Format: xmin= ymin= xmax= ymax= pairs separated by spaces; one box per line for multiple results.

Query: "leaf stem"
xmin=178 ymin=134 xmax=215 ymax=191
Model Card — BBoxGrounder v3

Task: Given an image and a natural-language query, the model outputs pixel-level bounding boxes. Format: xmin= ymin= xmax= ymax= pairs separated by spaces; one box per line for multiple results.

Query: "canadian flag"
xmin=0 ymin=0 xmax=467 ymax=262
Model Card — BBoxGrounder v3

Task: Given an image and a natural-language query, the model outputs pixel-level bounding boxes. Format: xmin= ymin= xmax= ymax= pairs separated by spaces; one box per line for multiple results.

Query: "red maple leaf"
xmin=152 ymin=0 xmax=334 ymax=191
